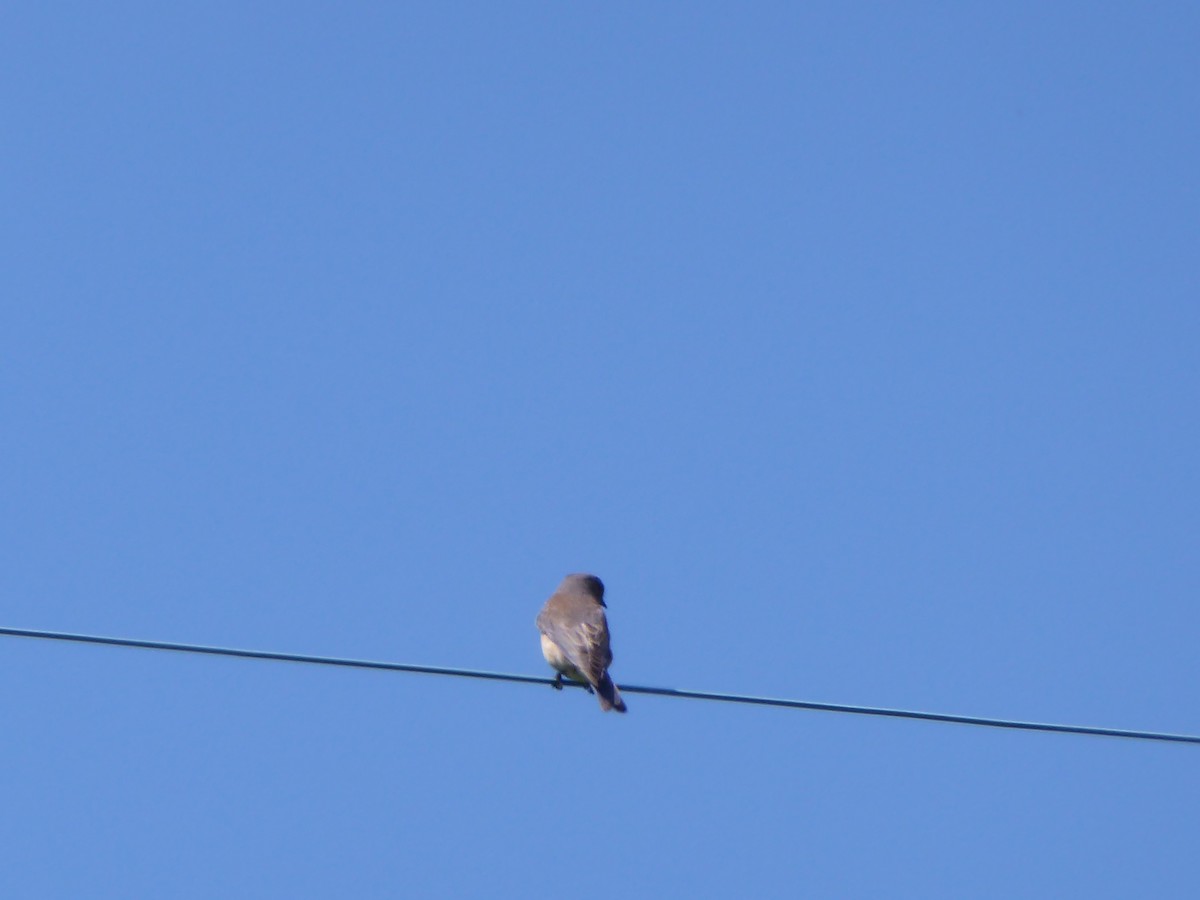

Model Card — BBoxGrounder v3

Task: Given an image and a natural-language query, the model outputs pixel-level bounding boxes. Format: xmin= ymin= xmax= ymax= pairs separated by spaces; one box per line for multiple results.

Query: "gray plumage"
xmin=536 ymin=573 xmax=627 ymax=713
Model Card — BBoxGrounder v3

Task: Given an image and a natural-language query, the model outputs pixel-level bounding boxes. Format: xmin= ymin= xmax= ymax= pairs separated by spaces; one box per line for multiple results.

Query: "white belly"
xmin=540 ymin=634 xmax=587 ymax=683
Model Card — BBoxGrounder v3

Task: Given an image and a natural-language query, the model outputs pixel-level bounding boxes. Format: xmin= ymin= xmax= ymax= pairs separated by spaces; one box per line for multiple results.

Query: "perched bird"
xmin=536 ymin=573 xmax=627 ymax=712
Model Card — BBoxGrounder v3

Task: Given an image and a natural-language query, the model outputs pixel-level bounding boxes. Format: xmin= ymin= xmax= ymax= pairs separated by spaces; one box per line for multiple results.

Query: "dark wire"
xmin=1 ymin=626 xmax=1195 ymax=745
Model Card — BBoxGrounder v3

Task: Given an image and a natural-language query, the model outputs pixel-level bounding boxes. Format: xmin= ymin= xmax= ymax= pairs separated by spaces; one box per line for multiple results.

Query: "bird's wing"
xmin=537 ymin=605 xmax=612 ymax=683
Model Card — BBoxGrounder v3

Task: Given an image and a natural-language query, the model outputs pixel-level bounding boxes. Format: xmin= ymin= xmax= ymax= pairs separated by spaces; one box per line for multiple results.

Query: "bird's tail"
xmin=595 ymin=673 xmax=627 ymax=713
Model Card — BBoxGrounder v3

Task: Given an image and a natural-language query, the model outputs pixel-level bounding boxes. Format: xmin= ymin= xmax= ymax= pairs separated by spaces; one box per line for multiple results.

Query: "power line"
xmin=1 ymin=625 xmax=1196 ymax=746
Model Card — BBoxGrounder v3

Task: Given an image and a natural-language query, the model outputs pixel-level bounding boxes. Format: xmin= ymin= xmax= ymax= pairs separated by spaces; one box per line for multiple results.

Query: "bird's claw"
xmin=551 ymin=673 xmax=564 ymax=691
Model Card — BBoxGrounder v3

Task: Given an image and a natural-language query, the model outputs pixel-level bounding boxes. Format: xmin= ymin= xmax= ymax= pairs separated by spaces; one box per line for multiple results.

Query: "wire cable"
xmin=2 ymin=625 xmax=1195 ymax=745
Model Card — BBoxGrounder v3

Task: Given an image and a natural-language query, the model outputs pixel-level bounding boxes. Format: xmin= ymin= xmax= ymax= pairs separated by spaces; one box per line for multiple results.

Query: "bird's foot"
xmin=551 ymin=673 xmax=564 ymax=691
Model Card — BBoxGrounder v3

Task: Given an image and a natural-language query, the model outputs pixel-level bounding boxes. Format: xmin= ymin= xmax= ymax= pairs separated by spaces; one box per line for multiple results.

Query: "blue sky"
xmin=2 ymin=3 xmax=1197 ymax=897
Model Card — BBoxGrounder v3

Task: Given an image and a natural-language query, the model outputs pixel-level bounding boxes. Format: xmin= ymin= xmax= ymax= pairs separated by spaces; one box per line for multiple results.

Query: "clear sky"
xmin=3 ymin=3 xmax=1197 ymax=897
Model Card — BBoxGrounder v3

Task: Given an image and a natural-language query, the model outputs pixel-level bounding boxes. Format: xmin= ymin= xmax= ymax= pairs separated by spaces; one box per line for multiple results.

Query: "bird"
xmin=536 ymin=573 xmax=627 ymax=712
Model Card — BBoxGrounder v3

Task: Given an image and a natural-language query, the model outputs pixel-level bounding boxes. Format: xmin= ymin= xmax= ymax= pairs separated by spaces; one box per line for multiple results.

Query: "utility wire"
xmin=2 ymin=626 xmax=1196 ymax=746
